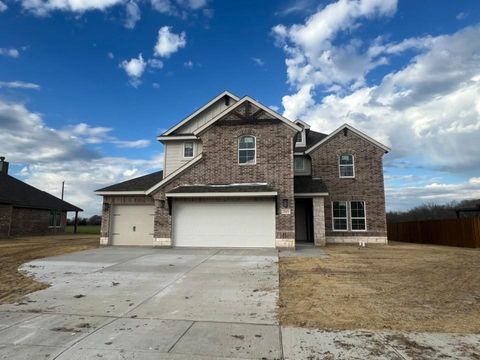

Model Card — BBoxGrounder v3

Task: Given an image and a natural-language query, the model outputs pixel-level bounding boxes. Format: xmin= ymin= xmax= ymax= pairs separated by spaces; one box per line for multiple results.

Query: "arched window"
xmin=238 ymin=135 xmax=256 ymax=164
xmin=339 ymin=154 xmax=354 ymax=178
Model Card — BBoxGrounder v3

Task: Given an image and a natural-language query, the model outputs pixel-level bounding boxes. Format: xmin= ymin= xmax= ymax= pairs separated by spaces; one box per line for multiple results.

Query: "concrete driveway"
xmin=1 ymin=247 xmax=479 ymax=359
xmin=0 ymin=247 xmax=280 ymax=359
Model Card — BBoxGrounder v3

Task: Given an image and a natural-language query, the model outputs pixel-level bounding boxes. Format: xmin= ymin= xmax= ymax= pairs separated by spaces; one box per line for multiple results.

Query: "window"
xmin=183 ymin=142 xmax=194 ymax=158
xmin=294 ymin=157 xmax=305 ymax=171
xmin=238 ymin=135 xmax=256 ymax=164
xmin=339 ymin=154 xmax=354 ymax=178
xmin=49 ymin=210 xmax=62 ymax=228
xmin=295 ymin=131 xmax=303 ymax=143
xmin=351 ymin=201 xmax=366 ymax=231
xmin=332 ymin=201 xmax=348 ymax=231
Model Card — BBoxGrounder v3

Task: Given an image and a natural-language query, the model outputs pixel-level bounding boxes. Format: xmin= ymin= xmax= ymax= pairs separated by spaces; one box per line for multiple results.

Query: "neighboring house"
xmin=0 ymin=157 xmax=83 ymax=237
xmin=96 ymin=91 xmax=389 ymax=248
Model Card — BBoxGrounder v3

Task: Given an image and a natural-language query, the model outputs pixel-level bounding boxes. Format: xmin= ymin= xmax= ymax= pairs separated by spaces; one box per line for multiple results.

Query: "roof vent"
xmin=0 ymin=156 xmax=9 ymax=175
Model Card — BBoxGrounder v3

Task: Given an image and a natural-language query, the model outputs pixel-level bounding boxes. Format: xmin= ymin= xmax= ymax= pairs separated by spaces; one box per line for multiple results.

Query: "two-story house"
xmin=95 ymin=91 xmax=389 ymax=248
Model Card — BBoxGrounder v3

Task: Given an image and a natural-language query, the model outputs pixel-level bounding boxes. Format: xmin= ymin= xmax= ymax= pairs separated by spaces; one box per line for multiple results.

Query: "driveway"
xmin=1 ymin=247 xmax=479 ymax=359
xmin=0 ymin=247 xmax=280 ymax=359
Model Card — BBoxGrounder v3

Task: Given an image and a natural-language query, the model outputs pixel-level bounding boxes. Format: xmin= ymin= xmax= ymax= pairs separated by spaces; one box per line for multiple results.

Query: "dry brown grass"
xmin=0 ymin=234 xmax=99 ymax=303
xmin=279 ymin=242 xmax=480 ymax=333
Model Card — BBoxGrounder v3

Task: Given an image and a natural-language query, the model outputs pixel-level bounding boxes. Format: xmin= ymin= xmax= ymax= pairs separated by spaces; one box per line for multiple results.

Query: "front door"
xmin=295 ymin=198 xmax=313 ymax=242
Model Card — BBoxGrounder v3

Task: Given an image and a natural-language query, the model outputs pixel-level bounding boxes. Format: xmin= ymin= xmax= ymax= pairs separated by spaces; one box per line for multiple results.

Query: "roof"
xmin=294 ymin=176 xmax=328 ymax=194
xmin=169 ymin=184 xmax=275 ymax=193
xmin=305 ymin=124 xmax=390 ymax=154
xmin=0 ymin=173 xmax=82 ymax=211
xmin=95 ymin=170 xmax=164 ymax=193
xmin=306 ymin=130 xmax=328 ymax=150
xmin=161 ymin=91 xmax=240 ymax=136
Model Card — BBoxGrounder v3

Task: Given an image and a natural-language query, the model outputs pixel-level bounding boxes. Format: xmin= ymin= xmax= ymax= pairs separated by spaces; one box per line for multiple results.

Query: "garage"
xmin=172 ymin=198 xmax=275 ymax=248
xmin=111 ymin=205 xmax=155 ymax=246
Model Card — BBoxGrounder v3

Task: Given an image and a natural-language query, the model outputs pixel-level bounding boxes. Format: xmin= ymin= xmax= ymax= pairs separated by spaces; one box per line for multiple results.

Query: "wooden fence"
xmin=387 ymin=217 xmax=480 ymax=248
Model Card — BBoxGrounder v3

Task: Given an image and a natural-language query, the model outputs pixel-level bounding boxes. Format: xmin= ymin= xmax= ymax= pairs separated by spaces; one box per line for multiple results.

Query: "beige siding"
xmin=164 ymin=140 xmax=202 ymax=176
xmin=175 ymin=98 xmax=236 ymax=134
xmin=294 ymin=156 xmax=311 ymax=175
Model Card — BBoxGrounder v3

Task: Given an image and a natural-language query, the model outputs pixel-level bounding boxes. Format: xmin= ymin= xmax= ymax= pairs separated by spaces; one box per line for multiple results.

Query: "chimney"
xmin=0 ymin=157 xmax=9 ymax=175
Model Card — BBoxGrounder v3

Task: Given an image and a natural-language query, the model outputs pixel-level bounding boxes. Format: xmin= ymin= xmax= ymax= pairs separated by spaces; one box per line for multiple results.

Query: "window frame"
xmin=332 ymin=201 xmax=348 ymax=232
xmin=183 ymin=141 xmax=194 ymax=159
xmin=294 ymin=156 xmax=305 ymax=171
xmin=295 ymin=129 xmax=306 ymax=147
xmin=350 ymin=200 xmax=367 ymax=232
xmin=238 ymin=135 xmax=256 ymax=165
xmin=339 ymin=153 xmax=355 ymax=178
xmin=48 ymin=210 xmax=62 ymax=228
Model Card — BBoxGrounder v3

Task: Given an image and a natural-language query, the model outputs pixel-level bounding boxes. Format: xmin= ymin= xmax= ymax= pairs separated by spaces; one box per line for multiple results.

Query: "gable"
xmin=162 ymin=91 xmax=239 ymax=136
xmin=194 ymin=97 xmax=302 ymax=135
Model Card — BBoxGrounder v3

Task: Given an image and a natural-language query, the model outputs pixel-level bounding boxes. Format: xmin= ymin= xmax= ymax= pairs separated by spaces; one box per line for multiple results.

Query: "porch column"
xmin=313 ymin=197 xmax=326 ymax=247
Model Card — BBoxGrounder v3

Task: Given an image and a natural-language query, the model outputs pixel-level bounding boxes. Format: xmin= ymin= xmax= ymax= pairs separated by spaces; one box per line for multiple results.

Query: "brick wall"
xmin=152 ymin=116 xmax=297 ymax=243
xmin=0 ymin=205 xmax=12 ymax=237
xmin=8 ymin=208 xmax=67 ymax=236
xmin=309 ymin=129 xmax=387 ymax=238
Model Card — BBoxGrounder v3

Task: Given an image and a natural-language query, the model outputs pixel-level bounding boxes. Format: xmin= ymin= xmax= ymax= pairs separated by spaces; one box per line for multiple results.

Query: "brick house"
xmin=0 ymin=157 xmax=82 ymax=237
xmin=96 ymin=91 xmax=389 ymax=248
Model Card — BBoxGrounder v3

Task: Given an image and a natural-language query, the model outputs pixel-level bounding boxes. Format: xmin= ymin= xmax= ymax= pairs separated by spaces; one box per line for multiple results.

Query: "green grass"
xmin=65 ymin=225 xmax=101 ymax=234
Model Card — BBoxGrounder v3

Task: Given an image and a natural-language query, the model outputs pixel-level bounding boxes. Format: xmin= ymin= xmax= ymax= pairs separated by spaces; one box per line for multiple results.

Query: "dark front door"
xmin=295 ymin=198 xmax=314 ymax=242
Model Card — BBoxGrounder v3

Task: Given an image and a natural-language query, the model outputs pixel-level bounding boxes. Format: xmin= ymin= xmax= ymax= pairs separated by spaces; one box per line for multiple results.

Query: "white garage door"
xmin=111 ymin=205 xmax=155 ymax=246
xmin=172 ymin=199 xmax=275 ymax=248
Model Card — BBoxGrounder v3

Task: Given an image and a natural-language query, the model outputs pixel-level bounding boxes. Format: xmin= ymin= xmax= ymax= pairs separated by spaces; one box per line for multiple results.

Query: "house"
xmin=0 ymin=157 xmax=83 ymax=237
xmin=96 ymin=91 xmax=389 ymax=248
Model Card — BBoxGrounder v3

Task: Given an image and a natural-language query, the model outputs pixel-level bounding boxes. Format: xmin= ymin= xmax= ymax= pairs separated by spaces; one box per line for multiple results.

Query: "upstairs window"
xmin=295 ymin=131 xmax=303 ymax=143
xmin=294 ymin=157 xmax=305 ymax=171
xmin=183 ymin=142 xmax=194 ymax=158
xmin=332 ymin=201 xmax=348 ymax=231
xmin=351 ymin=201 xmax=366 ymax=231
xmin=238 ymin=136 xmax=256 ymax=164
xmin=339 ymin=154 xmax=354 ymax=178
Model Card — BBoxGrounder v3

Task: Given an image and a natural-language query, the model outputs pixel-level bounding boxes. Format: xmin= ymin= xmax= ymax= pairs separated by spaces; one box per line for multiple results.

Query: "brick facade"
xmin=2 ymin=207 xmax=68 ymax=237
xmin=152 ymin=116 xmax=297 ymax=247
xmin=309 ymin=130 xmax=387 ymax=241
xmin=0 ymin=205 xmax=12 ymax=237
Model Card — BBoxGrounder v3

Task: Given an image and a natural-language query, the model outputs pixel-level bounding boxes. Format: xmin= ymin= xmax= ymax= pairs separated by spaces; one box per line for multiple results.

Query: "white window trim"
xmin=350 ymin=200 xmax=367 ymax=232
xmin=183 ymin=141 xmax=194 ymax=159
xmin=294 ymin=157 xmax=305 ymax=171
xmin=339 ymin=154 xmax=355 ymax=178
xmin=238 ymin=135 xmax=256 ymax=165
xmin=332 ymin=201 xmax=348 ymax=232
xmin=295 ymin=129 xmax=306 ymax=147
xmin=48 ymin=210 xmax=62 ymax=228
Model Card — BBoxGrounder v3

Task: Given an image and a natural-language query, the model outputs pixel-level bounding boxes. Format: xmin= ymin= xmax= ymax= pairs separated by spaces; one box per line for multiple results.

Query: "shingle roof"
xmin=306 ymin=130 xmax=328 ymax=150
xmin=0 ymin=173 xmax=82 ymax=211
xmin=294 ymin=176 xmax=328 ymax=194
xmin=168 ymin=184 xmax=276 ymax=193
xmin=96 ymin=171 xmax=164 ymax=192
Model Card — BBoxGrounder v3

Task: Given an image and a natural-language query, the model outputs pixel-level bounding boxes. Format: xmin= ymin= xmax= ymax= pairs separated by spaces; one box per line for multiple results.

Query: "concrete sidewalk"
xmin=0 ymin=247 xmax=479 ymax=359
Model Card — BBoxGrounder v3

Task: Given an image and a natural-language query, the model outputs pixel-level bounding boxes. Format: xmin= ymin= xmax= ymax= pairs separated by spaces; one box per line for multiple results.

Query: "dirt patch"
xmin=0 ymin=234 xmax=99 ymax=303
xmin=278 ymin=242 xmax=480 ymax=333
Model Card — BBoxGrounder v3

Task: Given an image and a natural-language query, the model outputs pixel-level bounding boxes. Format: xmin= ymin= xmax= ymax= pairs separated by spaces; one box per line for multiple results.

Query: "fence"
xmin=387 ymin=217 xmax=480 ymax=248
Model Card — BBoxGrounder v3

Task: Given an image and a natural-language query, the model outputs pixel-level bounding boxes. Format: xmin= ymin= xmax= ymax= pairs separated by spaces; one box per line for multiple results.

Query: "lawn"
xmin=66 ymin=225 xmax=101 ymax=234
xmin=0 ymin=234 xmax=99 ymax=303
xmin=279 ymin=241 xmax=480 ymax=333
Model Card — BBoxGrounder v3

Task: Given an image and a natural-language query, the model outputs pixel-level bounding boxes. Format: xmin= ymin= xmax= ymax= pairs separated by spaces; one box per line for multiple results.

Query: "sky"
xmin=1 ymin=0 xmax=480 ymax=217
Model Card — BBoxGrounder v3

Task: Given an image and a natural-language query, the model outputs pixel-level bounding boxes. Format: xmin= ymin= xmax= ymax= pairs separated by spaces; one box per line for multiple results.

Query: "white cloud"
xmin=112 ymin=139 xmax=150 ymax=148
xmin=0 ymin=99 xmax=158 ymax=216
xmin=107 ymin=52 xmax=114 ymax=59
xmin=0 ymin=48 xmax=19 ymax=58
xmin=152 ymin=82 xmax=160 ymax=88
xmin=387 ymin=177 xmax=480 ymax=211
xmin=0 ymin=81 xmax=40 ymax=89
xmin=150 ymin=0 xmax=209 ymax=17
xmin=147 ymin=58 xmax=164 ymax=69
xmin=273 ymin=0 xmax=398 ymax=91
xmin=125 ymin=1 xmax=141 ymax=29
xmin=154 ymin=26 xmax=186 ymax=58
xmin=19 ymin=0 xmax=124 ymax=16
xmin=0 ymin=1 xmax=7 ymax=12
xmin=456 ymin=12 xmax=468 ymax=20
xmin=280 ymin=26 xmax=480 ymax=175
xmin=120 ymin=53 xmax=147 ymax=87
xmin=183 ymin=60 xmax=193 ymax=69
xmin=269 ymin=105 xmax=280 ymax=112
xmin=251 ymin=57 xmax=265 ymax=66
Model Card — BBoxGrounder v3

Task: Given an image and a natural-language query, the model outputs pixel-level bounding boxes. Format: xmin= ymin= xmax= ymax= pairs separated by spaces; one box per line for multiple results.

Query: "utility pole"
xmin=61 ymin=181 xmax=65 ymax=200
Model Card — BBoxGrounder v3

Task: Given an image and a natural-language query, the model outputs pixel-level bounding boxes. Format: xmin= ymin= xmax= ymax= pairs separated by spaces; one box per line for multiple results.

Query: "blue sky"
xmin=1 ymin=0 xmax=480 ymax=216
